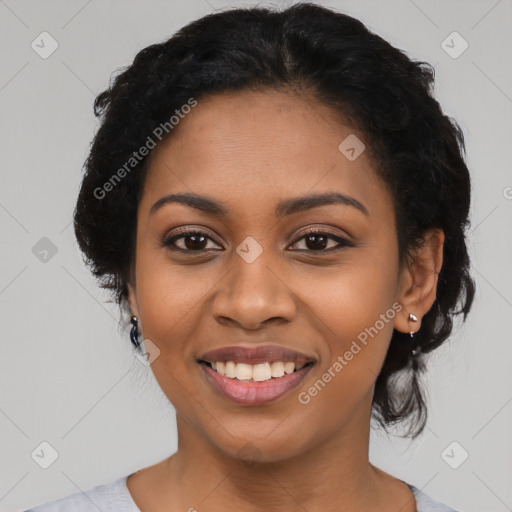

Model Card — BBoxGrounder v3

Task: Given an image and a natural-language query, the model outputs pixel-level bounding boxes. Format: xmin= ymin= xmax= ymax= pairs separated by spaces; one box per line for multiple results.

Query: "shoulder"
xmin=22 ymin=474 xmax=139 ymax=512
xmin=407 ymin=483 xmax=461 ymax=512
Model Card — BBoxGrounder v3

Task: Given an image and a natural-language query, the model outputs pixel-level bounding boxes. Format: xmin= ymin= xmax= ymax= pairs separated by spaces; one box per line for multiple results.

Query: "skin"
xmin=126 ymin=89 xmax=444 ymax=511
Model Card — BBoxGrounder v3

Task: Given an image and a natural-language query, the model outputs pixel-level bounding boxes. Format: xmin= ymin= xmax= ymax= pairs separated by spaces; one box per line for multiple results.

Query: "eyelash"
xmin=162 ymin=228 xmax=354 ymax=254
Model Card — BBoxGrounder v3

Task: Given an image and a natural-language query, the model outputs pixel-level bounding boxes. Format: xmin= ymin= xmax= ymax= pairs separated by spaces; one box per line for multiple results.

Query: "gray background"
xmin=0 ymin=0 xmax=511 ymax=510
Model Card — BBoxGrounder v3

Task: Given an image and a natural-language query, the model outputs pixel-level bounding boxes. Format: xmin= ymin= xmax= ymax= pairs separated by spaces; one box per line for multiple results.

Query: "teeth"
xmin=270 ymin=361 xmax=285 ymax=378
xmin=235 ymin=363 xmax=253 ymax=381
xmin=208 ymin=361 xmax=305 ymax=382
xmin=225 ymin=361 xmax=236 ymax=378
xmin=216 ymin=362 xmax=226 ymax=376
xmin=253 ymin=363 xmax=271 ymax=381
xmin=284 ymin=362 xmax=295 ymax=374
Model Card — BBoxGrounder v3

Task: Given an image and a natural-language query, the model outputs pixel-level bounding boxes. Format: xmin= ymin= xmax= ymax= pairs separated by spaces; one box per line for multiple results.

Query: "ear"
xmin=127 ymin=282 xmax=140 ymax=319
xmin=394 ymin=228 xmax=444 ymax=335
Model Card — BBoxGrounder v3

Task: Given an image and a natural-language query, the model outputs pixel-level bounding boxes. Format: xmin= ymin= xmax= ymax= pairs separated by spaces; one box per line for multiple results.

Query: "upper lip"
xmin=199 ymin=344 xmax=316 ymax=366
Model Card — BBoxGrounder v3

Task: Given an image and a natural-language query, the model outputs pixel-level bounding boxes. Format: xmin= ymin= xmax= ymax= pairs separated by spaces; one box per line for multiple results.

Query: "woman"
xmin=25 ymin=3 xmax=474 ymax=511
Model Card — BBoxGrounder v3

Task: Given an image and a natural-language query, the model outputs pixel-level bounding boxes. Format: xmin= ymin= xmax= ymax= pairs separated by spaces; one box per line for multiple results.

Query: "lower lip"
xmin=200 ymin=363 xmax=314 ymax=406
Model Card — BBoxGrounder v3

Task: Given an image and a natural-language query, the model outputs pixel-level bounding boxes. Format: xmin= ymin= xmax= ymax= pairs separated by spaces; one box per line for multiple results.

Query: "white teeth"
xmin=208 ymin=361 xmax=303 ymax=381
xmin=253 ymin=362 xmax=272 ymax=381
xmin=225 ymin=361 xmax=236 ymax=378
xmin=235 ymin=363 xmax=253 ymax=381
xmin=270 ymin=361 xmax=285 ymax=378
xmin=216 ymin=362 xmax=226 ymax=376
xmin=284 ymin=362 xmax=295 ymax=374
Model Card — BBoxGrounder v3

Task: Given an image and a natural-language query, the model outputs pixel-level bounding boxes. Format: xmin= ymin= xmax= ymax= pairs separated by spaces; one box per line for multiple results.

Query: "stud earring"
xmin=130 ymin=315 xmax=142 ymax=350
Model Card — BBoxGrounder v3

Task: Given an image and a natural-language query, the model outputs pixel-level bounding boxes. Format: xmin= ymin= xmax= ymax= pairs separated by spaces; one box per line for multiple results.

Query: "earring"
xmin=130 ymin=315 xmax=141 ymax=350
xmin=408 ymin=313 xmax=420 ymax=357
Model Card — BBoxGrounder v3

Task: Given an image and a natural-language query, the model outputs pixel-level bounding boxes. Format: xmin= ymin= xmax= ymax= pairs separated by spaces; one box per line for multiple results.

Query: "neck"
xmin=162 ymin=395 xmax=394 ymax=511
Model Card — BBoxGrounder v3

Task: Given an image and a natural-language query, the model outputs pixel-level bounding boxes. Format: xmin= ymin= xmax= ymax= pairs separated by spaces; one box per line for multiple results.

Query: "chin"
xmin=207 ymin=429 xmax=312 ymax=465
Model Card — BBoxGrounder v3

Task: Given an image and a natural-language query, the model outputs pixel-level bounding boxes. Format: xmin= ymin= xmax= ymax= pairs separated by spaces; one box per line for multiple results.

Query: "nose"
xmin=211 ymin=254 xmax=297 ymax=331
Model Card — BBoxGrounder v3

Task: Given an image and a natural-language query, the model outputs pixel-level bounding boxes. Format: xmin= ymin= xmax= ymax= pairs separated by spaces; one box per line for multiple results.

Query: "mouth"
xmin=197 ymin=345 xmax=316 ymax=406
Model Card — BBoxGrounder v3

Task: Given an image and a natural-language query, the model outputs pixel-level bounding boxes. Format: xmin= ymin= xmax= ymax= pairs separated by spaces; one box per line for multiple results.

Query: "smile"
xmin=198 ymin=344 xmax=316 ymax=406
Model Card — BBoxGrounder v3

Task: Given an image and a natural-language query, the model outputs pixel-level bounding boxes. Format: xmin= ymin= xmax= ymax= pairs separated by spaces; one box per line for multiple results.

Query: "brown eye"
xmin=163 ymin=230 xmax=222 ymax=252
xmin=290 ymin=230 xmax=353 ymax=252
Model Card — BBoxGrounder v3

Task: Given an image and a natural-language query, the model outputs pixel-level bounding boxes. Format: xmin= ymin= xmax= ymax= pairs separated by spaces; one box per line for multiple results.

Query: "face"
xmin=128 ymin=89 xmax=412 ymax=462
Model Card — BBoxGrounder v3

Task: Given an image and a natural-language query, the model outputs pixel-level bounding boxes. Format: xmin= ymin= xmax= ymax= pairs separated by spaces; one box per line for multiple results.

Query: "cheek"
xmin=303 ymin=248 xmax=399 ymax=348
xmin=132 ymin=250 xmax=209 ymax=414
xmin=133 ymin=248 xmax=213 ymax=360
xmin=294 ymin=247 xmax=399 ymax=411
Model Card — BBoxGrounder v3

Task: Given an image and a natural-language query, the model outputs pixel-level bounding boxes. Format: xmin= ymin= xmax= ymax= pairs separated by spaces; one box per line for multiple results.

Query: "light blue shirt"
xmin=23 ymin=474 xmax=459 ymax=511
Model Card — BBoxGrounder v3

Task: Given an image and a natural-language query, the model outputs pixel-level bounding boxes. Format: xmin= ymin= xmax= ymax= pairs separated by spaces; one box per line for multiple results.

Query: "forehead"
xmin=139 ymin=89 xmax=393 ymax=222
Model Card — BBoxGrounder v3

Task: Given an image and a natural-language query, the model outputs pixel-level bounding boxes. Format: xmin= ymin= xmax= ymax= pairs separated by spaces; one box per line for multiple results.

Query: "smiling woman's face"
xmin=128 ymin=88 xmax=416 ymax=462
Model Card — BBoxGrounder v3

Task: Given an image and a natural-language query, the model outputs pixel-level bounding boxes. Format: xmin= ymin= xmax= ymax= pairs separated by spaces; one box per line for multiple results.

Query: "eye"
xmin=162 ymin=229 xmax=222 ymax=252
xmin=162 ymin=227 xmax=354 ymax=254
xmin=289 ymin=229 xmax=354 ymax=252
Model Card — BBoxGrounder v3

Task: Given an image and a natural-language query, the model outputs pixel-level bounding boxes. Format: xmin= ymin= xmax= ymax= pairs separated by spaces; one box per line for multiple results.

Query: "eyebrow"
xmin=149 ymin=191 xmax=369 ymax=218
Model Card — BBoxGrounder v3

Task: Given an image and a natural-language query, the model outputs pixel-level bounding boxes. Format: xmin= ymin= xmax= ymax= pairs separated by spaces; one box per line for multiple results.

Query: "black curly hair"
xmin=73 ymin=2 xmax=475 ymax=439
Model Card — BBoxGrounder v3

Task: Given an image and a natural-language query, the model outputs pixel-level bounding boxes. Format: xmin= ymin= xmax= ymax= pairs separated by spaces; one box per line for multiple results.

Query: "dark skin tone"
xmin=126 ymin=89 xmax=444 ymax=511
